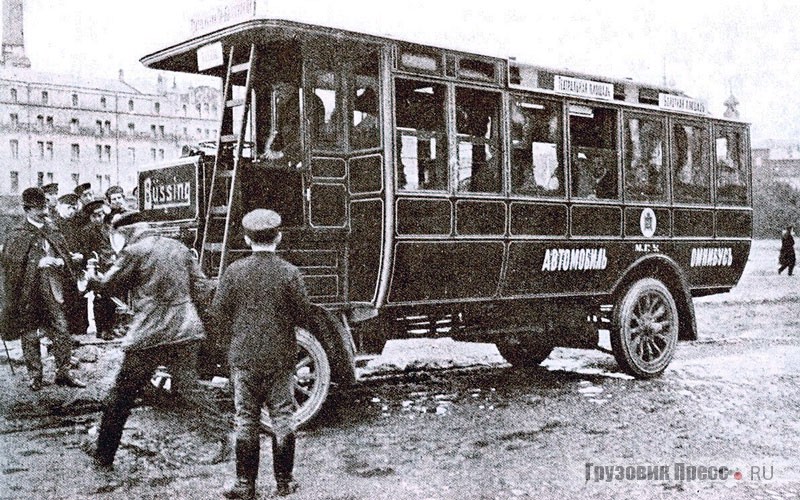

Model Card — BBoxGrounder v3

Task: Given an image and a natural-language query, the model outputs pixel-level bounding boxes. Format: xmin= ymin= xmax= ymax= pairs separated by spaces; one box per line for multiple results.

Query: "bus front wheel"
xmin=260 ymin=327 xmax=332 ymax=432
xmin=611 ymin=278 xmax=679 ymax=378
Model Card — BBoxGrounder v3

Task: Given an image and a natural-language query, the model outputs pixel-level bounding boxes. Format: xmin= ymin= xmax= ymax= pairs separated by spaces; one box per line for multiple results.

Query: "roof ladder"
xmin=199 ymin=44 xmax=256 ymax=277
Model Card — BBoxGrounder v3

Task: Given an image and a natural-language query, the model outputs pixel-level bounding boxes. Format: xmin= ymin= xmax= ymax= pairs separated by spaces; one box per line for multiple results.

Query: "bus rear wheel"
xmin=260 ymin=327 xmax=332 ymax=432
xmin=496 ymin=333 xmax=553 ymax=368
xmin=611 ymin=278 xmax=678 ymax=378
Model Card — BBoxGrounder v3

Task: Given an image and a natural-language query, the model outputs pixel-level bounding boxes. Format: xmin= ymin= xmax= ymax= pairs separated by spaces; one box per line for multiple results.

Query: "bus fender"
xmin=308 ymin=305 xmax=357 ymax=385
xmin=612 ymin=254 xmax=698 ymax=341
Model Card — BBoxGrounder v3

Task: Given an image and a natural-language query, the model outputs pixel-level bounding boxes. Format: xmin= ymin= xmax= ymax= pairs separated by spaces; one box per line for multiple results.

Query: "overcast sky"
xmin=10 ymin=0 xmax=800 ymax=146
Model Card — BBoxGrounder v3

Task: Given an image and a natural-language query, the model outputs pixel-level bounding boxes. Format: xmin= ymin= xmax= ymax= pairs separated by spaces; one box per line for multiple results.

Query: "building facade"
xmin=0 ymin=68 xmax=220 ymax=195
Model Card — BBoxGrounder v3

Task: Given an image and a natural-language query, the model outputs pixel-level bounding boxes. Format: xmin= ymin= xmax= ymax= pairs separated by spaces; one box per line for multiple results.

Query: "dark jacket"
xmin=779 ymin=230 xmax=796 ymax=266
xmin=1 ymin=220 xmax=76 ymax=340
xmin=77 ymin=223 xmax=116 ymax=272
xmin=209 ymin=251 xmax=312 ymax=370
xmin=94 ymin=227 xmax=204 ymax=351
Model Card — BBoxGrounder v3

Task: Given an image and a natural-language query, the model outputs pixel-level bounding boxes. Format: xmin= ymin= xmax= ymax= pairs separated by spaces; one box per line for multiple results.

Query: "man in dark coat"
xmin=210 ymin=209 xmax=313 ymax=499
xmin=53 ymin=193 xmax=87 ymax=337
xmin=779 ymin=225 xmax=796 ymax=276
xmin=84 ymin=213 xmax=229 ymax=468
xmin=42 ymin=182 xmax=59 ymax=220
xmin=77 ymin=199 xmax=117 ymax=339
xmin=0 ymin=187 xmax=86 ymax=390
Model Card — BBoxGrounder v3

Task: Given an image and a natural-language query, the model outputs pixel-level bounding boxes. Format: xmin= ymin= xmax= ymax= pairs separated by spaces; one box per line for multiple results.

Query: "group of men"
xmin=2 ymin=179 xmax=307 ymax=497
xmin=1 ymin=182 xmax=132 ymax=390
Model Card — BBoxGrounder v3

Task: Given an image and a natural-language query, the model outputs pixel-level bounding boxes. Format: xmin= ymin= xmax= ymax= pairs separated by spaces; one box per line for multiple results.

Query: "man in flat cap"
xmin=42 ymin=182 xmax=59 ymax=219
xmin=210 ymin=209 xmax=312 ymax=498
xmin=1 ymin=187 xmax=85 ymax=390
xmin=84 ymin=213 xmax=229 ymax=468
xmin=77 ymin=199 xmax=117 ymax=340
xmin=72 ymin=183 xmax=95 ymax=230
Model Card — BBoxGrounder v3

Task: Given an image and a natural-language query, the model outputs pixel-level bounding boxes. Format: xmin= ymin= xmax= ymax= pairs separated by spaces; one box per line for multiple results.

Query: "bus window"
xmin=671 ymin=121 xmax=711 ymax=204
xmin=569 ymin=105 xmax=619 ymax=200
xmin=623 ymin=115 xmax=666 ymax=202
xmin=395 ymin=78 xmax=448 ymax=191
xmin=509 ymin=98 xmax=563 ymax=197
xmin=308 ymin=64 xmax=341 ymax=151
xmin=350 ymin=52 xmax=381 ymax=150
xmin=455 ymin=87 xmax=502 ymax=193
xmin=715 ymin=126 xmax=748 ymax=205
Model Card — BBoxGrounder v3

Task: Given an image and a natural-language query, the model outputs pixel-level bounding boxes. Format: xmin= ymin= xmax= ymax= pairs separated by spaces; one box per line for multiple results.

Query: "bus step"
xmin=209 ymin=205 xmax=229 ymax=215
xmin=204 ymin=243 xmax=224 ymax=252
xmin=220 ymin=134 xmax=238 ymax=144
xmin=215 ymin=169 xmax=234 ymax=178
xmin=230 ymin=62 xmax=250 ymax=74
xmin=226 ymin=98 xmax=245 ymax=108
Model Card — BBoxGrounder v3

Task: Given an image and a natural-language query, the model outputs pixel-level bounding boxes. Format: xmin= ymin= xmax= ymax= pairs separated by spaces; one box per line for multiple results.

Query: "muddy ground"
xmin=1 ymin=239 xmax=799 ymax=500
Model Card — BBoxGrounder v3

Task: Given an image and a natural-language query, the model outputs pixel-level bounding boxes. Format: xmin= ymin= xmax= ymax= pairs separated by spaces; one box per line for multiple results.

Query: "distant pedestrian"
xmin=83 ymin=212 xmax=229 ymax=468
xmin=778 ymin=225 xmax=796 ymax=276
xmin=0 ymin=187 xmax=85 ymax=391
xmin=210 ymin=209 xmax=312 ymax=499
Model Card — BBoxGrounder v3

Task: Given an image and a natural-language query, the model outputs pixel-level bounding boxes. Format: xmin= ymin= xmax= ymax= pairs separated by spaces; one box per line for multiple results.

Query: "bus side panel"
xmin=387 ymin=241 xmax=504 ymax=303
xmin=348 ymin=199 xmax=384 ymax=303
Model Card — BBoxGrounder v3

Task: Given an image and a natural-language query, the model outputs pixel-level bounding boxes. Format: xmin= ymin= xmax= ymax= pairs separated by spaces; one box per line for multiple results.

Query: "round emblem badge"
xmin=640 ymin=208 xmax=656 ymax=238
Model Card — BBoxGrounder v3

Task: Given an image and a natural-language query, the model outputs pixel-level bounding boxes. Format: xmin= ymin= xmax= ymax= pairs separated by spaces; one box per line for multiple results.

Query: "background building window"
xmin=155 ymin=102 xmax=161 ymax=114
xmin=10 ymin=171 xmax=19 ymax=193
xmin=128 ymin=99 xmax=134 ymax=111
xmin=128 ymin=147 xmax=136 ymax=164
xmin=96 ymin=144 xmax=103 ymax=161
xmin=104 ymin=120 xmax=112 ymax=134
xmin=46 ymin=142 xmax=53 ymax=159
xmin=41 ymin=91 xmax=48 ymax=104
xmin=72 ymin=93 xmax=79 ymax=106
xmin=158 ymin=148 xmax=165 ymax=160
xmin=37 ymin=115 xmax=44 ymax=129
xmin=71 ymin=173 xmax=79 ymax=186
xmin=10 ymin=139 xmax=19 ymax=159
xmin=158 ymin=125 xmax=165 ymax=137
xmin=47 ymin=172 xmax=54 ymax=183
xmin=128 ymin=123 xmax=135 ymax=135
xmin=37 ymin=171 xmax=44 ymax=186
xmin=96 ymin=120 xmax=104 ymax=135
xmin=104 ymin=145 xmax=112 ymax=162
xmin=100 ymin=96 xmax=107 ymax=108
xmin=150 ymin=148 xmax=156 ymax=160
xmin=150 ymin=124 xmax=157 ymax=137
xmin=70 ymin=118 xmax=79 ymax=134
xmin=71 ymin=144 xmax=80 ymax=162
xmin=46 ymin=116 xmax=53 ymax=129
xmin=9 ymin=113 xmax=19 ymax=128
xmin=10 ymin=88 xmax=17 ymax=102
xmin=37 ymin=141 xmax=45 ymax=159
xmin=96 ymin=174 xmax=103 ymax=190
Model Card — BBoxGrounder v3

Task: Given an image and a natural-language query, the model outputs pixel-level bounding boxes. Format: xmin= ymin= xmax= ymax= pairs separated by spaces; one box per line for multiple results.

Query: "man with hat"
xmin=53 ymin=192 xmax=88 ymax=337
xmin=72 ymin=182 xmax=94 ymax=229
xmin=42 ymin=182 xmax=59 ymax=219
xmin=210 ymin=209 xmax=312 ymax=498
xmin=77 ymin=199 xmax=117 ymax=340
xmin=0 ymin=187 xmax=86 ymax=390
xmin=83 ymin=212 xmax=230 ymax=468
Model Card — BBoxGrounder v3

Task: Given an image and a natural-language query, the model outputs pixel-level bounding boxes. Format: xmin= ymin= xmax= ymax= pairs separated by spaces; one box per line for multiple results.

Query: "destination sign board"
xmin=189 ymin=0 xmax=256 ymax=37
xmin=554 ymin=75 xmax=614 ymax=100
xmin=658 ymin=93 xmax=708 ymax=115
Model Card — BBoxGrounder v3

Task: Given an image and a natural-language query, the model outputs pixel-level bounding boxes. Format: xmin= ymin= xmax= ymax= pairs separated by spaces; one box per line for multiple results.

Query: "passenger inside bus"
xmin=572 ymin=150 xmax=617 ymax=199
xmin=510 ymin=100 xmax=562 ymax=196
xmin=351 ymin=87 xmax=379 ymax=150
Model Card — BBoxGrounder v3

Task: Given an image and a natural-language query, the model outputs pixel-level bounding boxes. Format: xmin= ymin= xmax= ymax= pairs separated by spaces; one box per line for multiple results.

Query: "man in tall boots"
xmin=210 ymin=209 xmax=313 ymax=498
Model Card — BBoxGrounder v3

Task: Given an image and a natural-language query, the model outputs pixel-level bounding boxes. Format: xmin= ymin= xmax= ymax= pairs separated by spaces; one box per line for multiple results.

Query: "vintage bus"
xmin=138 ymin=17 xmax=751 ymax=427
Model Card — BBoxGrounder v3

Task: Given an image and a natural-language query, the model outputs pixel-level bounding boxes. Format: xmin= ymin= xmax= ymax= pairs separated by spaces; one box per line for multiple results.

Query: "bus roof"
xmin=141 ymin=17 xmax=680 ymax=94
